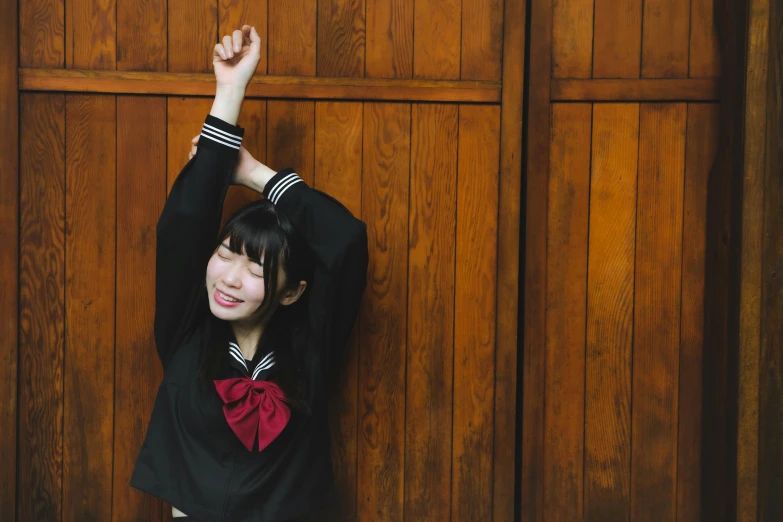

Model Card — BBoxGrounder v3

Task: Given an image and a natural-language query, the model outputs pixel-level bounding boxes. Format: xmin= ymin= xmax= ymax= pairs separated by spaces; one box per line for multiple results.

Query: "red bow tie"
xmin=213 ymin=378 xmax=291 ymax=452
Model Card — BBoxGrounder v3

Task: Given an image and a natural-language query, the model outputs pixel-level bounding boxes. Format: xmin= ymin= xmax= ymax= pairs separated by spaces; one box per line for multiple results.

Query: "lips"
xmin=215 ymin=289 xmax=244 ymax=307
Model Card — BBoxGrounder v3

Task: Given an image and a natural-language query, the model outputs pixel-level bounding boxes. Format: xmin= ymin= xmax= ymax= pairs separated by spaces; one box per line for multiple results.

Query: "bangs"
xmin=220 ymin=205 xmax=287 ymax=266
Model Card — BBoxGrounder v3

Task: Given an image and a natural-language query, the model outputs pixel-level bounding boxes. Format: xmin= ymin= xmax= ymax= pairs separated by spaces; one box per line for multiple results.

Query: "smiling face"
xmin=205 ymin=242 xmax=276 ymax=323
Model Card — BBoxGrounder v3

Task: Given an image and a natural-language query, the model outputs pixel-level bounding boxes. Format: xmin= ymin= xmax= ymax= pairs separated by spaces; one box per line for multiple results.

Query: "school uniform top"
xmin=130 ymin=114 xmax=369 ymax=522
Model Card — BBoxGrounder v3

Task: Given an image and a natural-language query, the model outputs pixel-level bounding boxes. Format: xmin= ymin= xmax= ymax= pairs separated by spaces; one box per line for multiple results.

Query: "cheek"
xmin=243 ymin=277 xmax=267 ymax=304
xmin=205 ymin=256 xmax=221 ymax=286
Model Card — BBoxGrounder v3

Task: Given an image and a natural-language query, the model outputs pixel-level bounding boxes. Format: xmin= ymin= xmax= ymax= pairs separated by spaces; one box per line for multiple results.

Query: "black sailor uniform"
xmin=130 ymin=114 xmax=369 ymax=522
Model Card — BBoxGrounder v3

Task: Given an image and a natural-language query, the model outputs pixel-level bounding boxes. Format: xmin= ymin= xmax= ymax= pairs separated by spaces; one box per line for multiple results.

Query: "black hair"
xmin=199 ymin=198 xmax=314 ymax=408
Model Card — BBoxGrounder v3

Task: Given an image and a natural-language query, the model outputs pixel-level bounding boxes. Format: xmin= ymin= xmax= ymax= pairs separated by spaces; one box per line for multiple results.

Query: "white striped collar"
xmin=228 ymin=342 xmax=276 ymax=380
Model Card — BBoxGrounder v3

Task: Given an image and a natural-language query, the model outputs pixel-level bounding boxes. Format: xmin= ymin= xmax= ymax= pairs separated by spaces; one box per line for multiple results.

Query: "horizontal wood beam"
xmin=552 ymin=79 xmax=720 ymax=101
xmin=18 ymin=68 xmax=501 ymax=103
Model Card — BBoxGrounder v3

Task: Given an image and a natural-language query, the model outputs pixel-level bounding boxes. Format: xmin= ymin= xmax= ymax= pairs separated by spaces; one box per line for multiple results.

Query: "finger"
xmin=222 ymin=35 xmax=234 ymax=58
xmin=214 ymin=43 xmax=227 ymax=61
xmin=249 ymin=26 xmax=261 ymax=53
xmin=232 ymin=30 xmax=243 ymax=53
xmin=191 ymin=135 xmax=200 ymax=143
xmin=241 ymin=25 xmax=252 ymax=46
xmin=191 ymin=144 xmax=198 ymax=156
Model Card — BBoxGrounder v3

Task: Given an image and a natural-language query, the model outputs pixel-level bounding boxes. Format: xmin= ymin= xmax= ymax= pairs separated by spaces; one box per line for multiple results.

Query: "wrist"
xmin=245 ymin=163 xmax=277 ymax=193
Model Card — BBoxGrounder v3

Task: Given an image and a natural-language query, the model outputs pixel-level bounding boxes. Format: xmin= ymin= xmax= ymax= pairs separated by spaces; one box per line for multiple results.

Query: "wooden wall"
xmin=522 ymin=1 xmax=720 ymax=522
xmin=10 ymin=0 xmax=523 ymax=522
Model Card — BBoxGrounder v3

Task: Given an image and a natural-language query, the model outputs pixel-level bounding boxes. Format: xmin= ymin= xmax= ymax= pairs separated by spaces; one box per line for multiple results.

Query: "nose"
xmin=222 ymin=262 xmax=243 ymax=288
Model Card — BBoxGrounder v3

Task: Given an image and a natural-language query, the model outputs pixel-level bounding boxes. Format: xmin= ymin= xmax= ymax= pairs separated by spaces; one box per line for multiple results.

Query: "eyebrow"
xmin=220 ymin=243 xmax=264 ymax=265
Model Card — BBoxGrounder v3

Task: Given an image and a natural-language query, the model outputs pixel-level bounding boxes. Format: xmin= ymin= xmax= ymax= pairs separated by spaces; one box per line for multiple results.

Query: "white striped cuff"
xmin=200 ymin=122 xmax=242 ymax=150
xmin=267 ymin=172 xmax=303 ymax=204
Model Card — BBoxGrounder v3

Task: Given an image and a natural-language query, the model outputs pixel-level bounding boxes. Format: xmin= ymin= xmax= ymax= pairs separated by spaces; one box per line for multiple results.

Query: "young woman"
xmin=130 ymin=25 xmax=369 ymax=522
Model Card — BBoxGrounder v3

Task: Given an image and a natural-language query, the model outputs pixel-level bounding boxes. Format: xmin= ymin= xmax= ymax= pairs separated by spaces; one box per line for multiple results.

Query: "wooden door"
xmin=5 ymin=0 xmax=523 ymax=521
xmin=521 ymin=0 xmax=721 ymax=521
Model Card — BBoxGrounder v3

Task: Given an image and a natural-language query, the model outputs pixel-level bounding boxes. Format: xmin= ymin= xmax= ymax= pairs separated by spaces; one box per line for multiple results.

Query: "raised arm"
xmin=153 ymin=26 xmax=261 ymax=365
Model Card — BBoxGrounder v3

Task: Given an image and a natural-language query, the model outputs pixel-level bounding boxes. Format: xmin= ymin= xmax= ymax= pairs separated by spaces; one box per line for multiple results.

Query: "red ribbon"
xmin=213 ymin=378 xmax=291 ymax=452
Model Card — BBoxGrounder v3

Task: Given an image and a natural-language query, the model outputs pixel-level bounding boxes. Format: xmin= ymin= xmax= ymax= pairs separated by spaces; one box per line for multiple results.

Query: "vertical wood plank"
xmin=689 ymin=0 xmax=720 ymax=77
xmin=584 ymin=103 xmax=638 ymax=522
xmin=452 ymin=104 xmax=500 ymax=522
xmin=222 ymin=100 xmax=267 ymax=225
xmin=117 ymin=0 xmax=167 ymax=71
xmin=317 ymin=0 xmax=366 ymax=77
xmin=461 ymin=0 xmax=503 ymax=80
xmin=112 ymin=96 xmax=166 ymax=522
xmin=313 ymin=101 xmax=363 ymax=521
xmin=552 ymin=0 xmax=593 ymax=78
xmin=493 ymin=0 xmax=525 ymax=518
xmin=357 ymin=102 xmax=410 ymax=522
xmin=267 ymin=101 xmax=315 ymax=185
xmin=63 ymin=94 xmax=116 ymax=522
xmin=593 ymin=0 xmax=642 ymax=78
xmin=544 ymin=103 xmax=590 ymax=522
xmin=631 ymin=103 xmax=686 ymax=522
xmin=218 ymin=0 xmax=268 ymax=75
xmin=366 ymin=0 xmax=414 ymax=78
xmin=167 ymin=97 xmax=213 ymax=193
xmin=19 ymin=92 xmax=65 ymax=522
xmin=0 ymin=0 xmax=18 ymax=517
xmin=641 ymin=0 xmax=690 ymax=78
xmin=65 ymin=0 xmax=117 ymax=69
xmin=19 ymin=0 xmax=64 ymax=67
xmin=168 ymin=0 xmax=216 ymax=72
xmin=413 ymin=0 xmax=460 ymax=79
xmin=677 ymin=103 xmax=719 ymax=522
xmin=522 ymin=0 xmax=552 ymax=519
xmin=269 ymin=0 xmax=316 ymax=76
xmin=404 ymin=103 xmax=457 ymax=522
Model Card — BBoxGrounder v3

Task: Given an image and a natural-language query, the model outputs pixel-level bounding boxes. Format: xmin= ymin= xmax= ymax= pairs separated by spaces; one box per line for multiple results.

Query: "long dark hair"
xmin=199 ymin=198 xmax=314 ymax=407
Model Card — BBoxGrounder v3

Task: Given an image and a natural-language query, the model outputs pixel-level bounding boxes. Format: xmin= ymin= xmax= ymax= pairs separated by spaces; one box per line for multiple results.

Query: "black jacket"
xmin=130 ymin=114 xmax=368 ymax=522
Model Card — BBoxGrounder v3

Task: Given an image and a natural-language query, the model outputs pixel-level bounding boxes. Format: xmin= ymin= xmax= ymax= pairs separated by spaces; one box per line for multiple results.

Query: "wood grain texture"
xmin=522 ymin=0 xmax=552 ymax=519
xmin=676 ymin=103 xmax=719 ymax=522
xmin=221 ymin=99 xmax=267 ymax=226
xmin=357 ymin=103 xmax=410 ymax=522
xmin=366 ymin=0 xmax=414 ymax=78
xmin=19 ymin=93 xmax=66 ymax=522
xmin=552 ymin=0 xmax=593 ymax=78
xmin=166 ymin=97 xmax=213 ymax=193
xmin=0 ymin=0 xmax=18 ymax=516
xmin=65 ymin=0 xmax=117 ymax=69
xmin=551 ymin=79 xmax=720 ymax=101
xmin=544 ymin=103 xmax=590 ymax=522
xmin=269 ymin=0 xmax=316 ymax=75
xmin=218 ymin=0 xmax=267 ymax=75
xmin=19 ymin=68 xmax=502 ymax=103
xmin=593 ymin=0 xmax=641 ymax=78
xmin=313 ymin=101 xmax=363 ymax=522
xmin=19 ymin=0 xmax=64 ymax=67
xmin=414 ymin=0 xmax=460 ymax=79
xmin=642 ymin=0 xmax=690 ymax=78
xmin=689 ymin=0 xmax=720 ymax=77
xmin=452 ymin=104 xmax=500 ymax=522
xmin=759 ymin=0 xmax=783 ymax=516
xmin=738 ymin=0 xmax=769 ymax=516
xmin=404 ymin=103 xmax=457 ymax=522
xmin=63 ymin=94 xmax=116 ymax=522
xmin=585 ymin=103 xmax=638 ymax=522
xmin=631 ymin=103 xmax=686 ymax=522
xmin=267 ymin=101 xmax=315 ymax=185
xmin=117 ymin=0 xmax=167 ymax=71
xmin=113 ymin=96 xmax=166 ymax=522
xmin=168 ymin=0 xmax=216 ymax=72
xmin=318 ymin=0 xmax=366 ymax=77
xmin=493 ymin=0 xmax=524 ymax=518
xmin=461 ymin=0 xmax=503 ymax=80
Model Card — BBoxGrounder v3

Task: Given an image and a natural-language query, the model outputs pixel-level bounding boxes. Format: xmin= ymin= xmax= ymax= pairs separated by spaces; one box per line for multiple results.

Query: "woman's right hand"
xmin=213 ymin=25 xmax=262 ymax=89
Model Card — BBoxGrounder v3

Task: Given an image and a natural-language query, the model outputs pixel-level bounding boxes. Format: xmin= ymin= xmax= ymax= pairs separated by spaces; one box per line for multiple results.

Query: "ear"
xmin=279 ymin=281 xmax=307 ymax=306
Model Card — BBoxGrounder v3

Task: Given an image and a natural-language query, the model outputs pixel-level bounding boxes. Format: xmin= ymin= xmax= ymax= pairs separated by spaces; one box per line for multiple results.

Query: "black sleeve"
xmin=262 ymin=169 xmax=369 ymax=372
xmin=154 ymin=115 xmax=244 ymax=365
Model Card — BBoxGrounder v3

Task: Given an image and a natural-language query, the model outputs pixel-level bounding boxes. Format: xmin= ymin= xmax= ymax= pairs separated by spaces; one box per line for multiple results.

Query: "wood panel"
xmin=452 ymin=104 xmax=500 ymax=522
xmin=551 ymin=79 xmax=720 ymax=102
xmin=689 ymin=0 xmax=720 ymax=77
xmin=641 ymin=0 xmax=690 ymax=78
xmin=584 ymin=103 xmax=638 ymax=522
xmin=404 ymin=103 xmax=457 ymax=522
xmin=544 ymin=103 xmax=591 ymax=522
xmin=0 ymin=0 xmax=18 ymax=518
xmin=266 ymin=101 xmax=315 ymax=185
xmin=593 ymin=0 xmax=641 ymax=78
xmin=269 ymin=0 xmax=316 ymax=76
xmin=552 ymin=0 xmax=592 ymax=78
xmin=461 ymin=0 xmax=503 ymax=80
xmin=168 ymin=0 xmax=215 ymax=72
xmin=631 ymin=103 xmax=686 ymax=522
xmin=65 ymin=0 xmax=116 ymax=69
xmin=167 ymin=97 xmax=213 ymax=193
xmin=357 ymin=103 xmax=410 ymax=521
xmin=117 ymin=0 xmax=167 ymax=71
xmin=63 ymin=94 xmax=116 ymax=522
xmin=112 ymin=96 xmax=166 ymax=522
xmin=317 ymin=0 xmax=365 ymax=77
xmin=20 ymin=0 xmax=64 ymax=67
xmin=413 ymin=0 xmax=460 ymax=79
xmin=19 ymin=93 xmax=66 ymax=522
xmin=313 ymin=102 xmax=363 ymax=522
xmin=366 ymin=0 xmax=413 ymax=78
